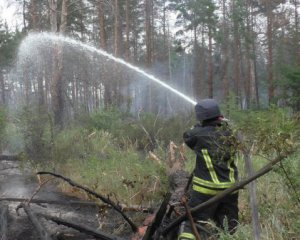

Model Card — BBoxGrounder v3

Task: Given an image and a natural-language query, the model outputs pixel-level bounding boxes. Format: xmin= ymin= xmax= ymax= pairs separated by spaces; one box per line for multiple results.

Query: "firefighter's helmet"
xmin=195 ymin=99 xmax=222 ymax=122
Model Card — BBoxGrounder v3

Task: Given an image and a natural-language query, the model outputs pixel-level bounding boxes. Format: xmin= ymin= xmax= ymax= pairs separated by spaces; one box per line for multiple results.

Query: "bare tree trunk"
xmin=98 ymin=0 xmax=111 ymax=108
xmin=251 ymin=3 xmax=260 ymax=107
xmin=60 ymin=0 xmax=68 ymax=32
xmin=29 ymin=0 xmax=38 ymax=30
xmin=114 ymin=0 xmax=122 ymax=106
xmin=234 ymin=28 xmax=241 ymax=105
xmin=125 ymin=0 xmax=131 ymax=62
xmin=22 ymin=0 xmax=27 ymax=32
xmin=49 ymin=0 xmax=67 ymax=128
xmin=221 ymin=0 xmax=229 ymax=100
xmin=48 ymin=0 xmax=57 ymax=32
xmin=294 ymin=0 xmax=300 ymax=64
xmin=208 ymin=27 xmax=213 ymax=98
xmin=145 ymin=0 xmax=153 ymax=111
xmin=266 ymin=1 xmax=274 ymax=105
xmin=245 ymin=3 xmax=252 ymax=109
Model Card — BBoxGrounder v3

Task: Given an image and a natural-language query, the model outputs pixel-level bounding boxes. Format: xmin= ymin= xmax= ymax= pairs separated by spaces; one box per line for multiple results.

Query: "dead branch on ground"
xmin=0 ymin=205 xmax=8 ymax=240
xmin=39 ymin=213 xmax=123 ymax=240
xmin=21 ymin=203 xmax=53 ymax=240
xmin=37 ymin=171 xmax=138 ymax=232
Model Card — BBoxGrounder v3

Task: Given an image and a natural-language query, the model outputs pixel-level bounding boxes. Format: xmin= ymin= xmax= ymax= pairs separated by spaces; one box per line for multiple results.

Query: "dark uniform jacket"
xmin=183 ymin=120 xmax=238 ymax=195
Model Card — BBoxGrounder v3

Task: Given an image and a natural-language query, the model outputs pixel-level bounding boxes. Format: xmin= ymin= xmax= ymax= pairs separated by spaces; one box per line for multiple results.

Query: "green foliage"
xmin=88 ymin=108 xmax=123 ymax=132
xmin=224 ymin=98 xmax=299 ymax=156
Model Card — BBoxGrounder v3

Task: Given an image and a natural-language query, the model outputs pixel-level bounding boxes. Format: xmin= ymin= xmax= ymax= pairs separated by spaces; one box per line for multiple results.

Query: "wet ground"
xmin=0 ymin=160 xmax=136 ymax=240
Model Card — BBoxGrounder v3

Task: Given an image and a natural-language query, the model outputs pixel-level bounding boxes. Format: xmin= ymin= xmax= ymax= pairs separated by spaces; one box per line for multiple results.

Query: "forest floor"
xmin=0 ymin=159 xmax=138 ymax=240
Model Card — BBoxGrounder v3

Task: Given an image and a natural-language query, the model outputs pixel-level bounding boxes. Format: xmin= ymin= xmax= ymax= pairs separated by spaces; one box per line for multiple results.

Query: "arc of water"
xmin=23 ymin=33 xmax=197 ymax=106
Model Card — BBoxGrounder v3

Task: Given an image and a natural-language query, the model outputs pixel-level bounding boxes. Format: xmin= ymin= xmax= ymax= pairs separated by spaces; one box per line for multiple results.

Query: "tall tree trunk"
xmin=251 ymin=3 xmax=260 ymax=107
xmin=221 ymin=0 xmax=229 ymax=100
xmin=145 ymin=0 xmax=153 ymax=111
xmin=208 ymin=27 xmax=213 ymax=98
xmin=48 ymin=0 xmax=57 ymax=32
xmin=49 ymin=0 xmax=67 ymax=128
xmin=232 ymin=0 xmax=241 ymax=106
xmin=266 ymin=1 xmax=274 ymax=105
xmin=125 ymin=0 xmax=132 ymax=112
xmin=29 ymin=0 xmax=38 ymax=30
xmin=145 ymin=0 xmax=152 ymax=67
xmin=22 ymin=0 xmax=27 ymax=32
xmin=114 ymin=0 xmax=121 ymax=106
xmin=125 ymin=0 xmax=131 ymax=61
xmin=98 ymin=0 xmax=111 ymax=108
xmin=294 ymin=0 xmax=300 ymax=64
xmin=244 ymin=1 xmax=252 ymax=109
xmin=60 ymin=0 xmax=68 ymax=32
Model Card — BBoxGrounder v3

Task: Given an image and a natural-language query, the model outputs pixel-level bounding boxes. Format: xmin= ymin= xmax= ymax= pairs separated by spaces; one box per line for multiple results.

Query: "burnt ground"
xmin=0 ymin=160 xmax=143 ymax=240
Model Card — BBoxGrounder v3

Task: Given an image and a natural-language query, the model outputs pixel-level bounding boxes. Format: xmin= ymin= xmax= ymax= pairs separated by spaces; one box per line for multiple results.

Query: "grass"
xmin=39 ymin=128 xmax=168 ymax=206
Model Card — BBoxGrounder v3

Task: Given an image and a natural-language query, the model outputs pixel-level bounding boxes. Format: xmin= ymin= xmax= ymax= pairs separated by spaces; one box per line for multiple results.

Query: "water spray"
xmin=20 ymin=33 xmax=197 ymax=106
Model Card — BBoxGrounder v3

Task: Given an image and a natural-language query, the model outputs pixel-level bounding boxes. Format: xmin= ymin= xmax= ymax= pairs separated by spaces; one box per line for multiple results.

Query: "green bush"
xmin=16 ymin=106 xmax=53 ymax=162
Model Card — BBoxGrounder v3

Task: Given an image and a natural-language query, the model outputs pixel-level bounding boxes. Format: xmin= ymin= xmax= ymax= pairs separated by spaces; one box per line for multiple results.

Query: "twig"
xmin=26 ymin=178 xmax=55 ymax=205
xmin=161 ymin=152 xmax=294 ymax=236
xmin=182 ymin=197 xmax=201 ymax=240
xmin=278 ymin=161 xmax=300 ymax=205
xmin=37 ymin=171 xmax=138 ymax=232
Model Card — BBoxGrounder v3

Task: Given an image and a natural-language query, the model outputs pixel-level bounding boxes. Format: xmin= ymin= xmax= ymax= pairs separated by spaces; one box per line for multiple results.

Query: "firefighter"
xmin=178 ymin=99 xmax=239 ymax=240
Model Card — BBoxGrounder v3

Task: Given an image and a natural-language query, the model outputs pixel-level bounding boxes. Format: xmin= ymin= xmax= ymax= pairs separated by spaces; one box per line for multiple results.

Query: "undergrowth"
xmin=8 ymin=104 xmax=300 ymax=239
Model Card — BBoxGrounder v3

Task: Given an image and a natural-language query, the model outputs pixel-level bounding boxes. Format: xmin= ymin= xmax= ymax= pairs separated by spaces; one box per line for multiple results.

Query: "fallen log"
xmin=39 ymin=213 xmax=123 ymax=240
xmin=37 ymin=171 xmax=138 ymax=232
xmin=0 ymin=155 xmax=19 ymax=161
xmin=142 ymin=192 xmax=171 ymax=240
xmin=0 ymin=205 xmax=8 ymax=240
xmin=21 ymin=203 xmax=53 ymax=240
xmin=161 ymin=152 xmax=293 ymax=236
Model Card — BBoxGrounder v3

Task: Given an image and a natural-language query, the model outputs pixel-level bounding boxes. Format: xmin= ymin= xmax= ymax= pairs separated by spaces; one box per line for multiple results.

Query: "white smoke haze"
xmin=10 ymin=32 xmax=196 ymax=116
